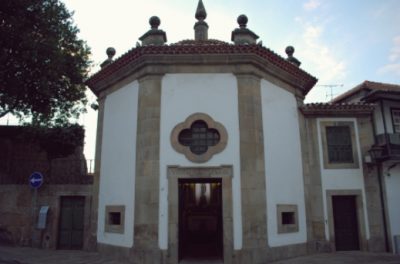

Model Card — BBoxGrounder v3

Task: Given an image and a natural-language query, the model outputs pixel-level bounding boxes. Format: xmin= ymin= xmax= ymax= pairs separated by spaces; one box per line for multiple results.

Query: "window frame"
xmin=325 ymin=125 xmax=354 ymax=164
xmin=277 ymin=204 xmax=299 ymax=234
xmin=320 ymin=121 xmax=359 ymax=169
xmin=171 ymin=113 xmax=228 ymax=163
xmin=104 ymin=205 xmax=125 ymax=234
xmin=391 ymin=108 xmax=400 ymax=133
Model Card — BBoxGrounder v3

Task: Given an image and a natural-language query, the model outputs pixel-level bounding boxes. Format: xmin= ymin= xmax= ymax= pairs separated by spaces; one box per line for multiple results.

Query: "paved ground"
xmin=270 ymin=251 xmax=400 ymax=264
xmin=1 ymin=246 xmax=400 ymax=264
xmin=0 ymin=246 xmax=125 ymax=264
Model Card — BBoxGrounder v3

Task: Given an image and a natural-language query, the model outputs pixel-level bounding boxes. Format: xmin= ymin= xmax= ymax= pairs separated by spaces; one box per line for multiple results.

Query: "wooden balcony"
xmin=376 ymin=133 xmax=400 ymax=161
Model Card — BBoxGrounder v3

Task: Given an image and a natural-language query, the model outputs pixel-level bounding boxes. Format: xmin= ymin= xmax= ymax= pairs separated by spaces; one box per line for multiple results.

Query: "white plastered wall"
xmin=372 ymin=100 xmax=400 ymax=251
xmin=261 ymin=80 xmax=307 ymax=247
xmin=316 ymin=117 xmax=370 ymax=240
xmin=97 ymin=81 xmax=139 ymax=247
xmin=158 ymin=73 xmax=242 ymax=250
xmin=383 ymin=163 xmax=400 ymax=251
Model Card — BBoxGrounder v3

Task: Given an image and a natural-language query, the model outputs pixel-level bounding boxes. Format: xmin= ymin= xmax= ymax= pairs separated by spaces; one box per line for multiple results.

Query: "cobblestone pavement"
xmin=1 ymin=246 xmax=400 ymax=264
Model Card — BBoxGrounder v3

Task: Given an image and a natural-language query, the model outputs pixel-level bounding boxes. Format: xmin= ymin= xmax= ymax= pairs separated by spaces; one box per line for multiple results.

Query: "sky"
xmin=1 ymin=0 xmax=400 ymax=160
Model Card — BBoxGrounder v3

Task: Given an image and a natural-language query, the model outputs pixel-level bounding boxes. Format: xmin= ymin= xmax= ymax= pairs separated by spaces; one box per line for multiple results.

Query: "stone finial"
xmin=106 ymin=47 xmax=116 ymax=59
xmin=150 ymin=16 xmax=161 ymax=29
xmin=231 ymin=14 xmax=259 ymax=45
xmin=195 ymin=0 xmax=207 ymax=21
xmin=100 ymin=47 xmax=116 ymax=68
xmin=139 ymin=16 xmax=167 ymax=46
xmin=237 ymin=14 xmax=248 ymax=28
xmin=194 ymin=0 xmax=209 ymax=41
xmin=285 ymin=46 xmax=301 ymax=67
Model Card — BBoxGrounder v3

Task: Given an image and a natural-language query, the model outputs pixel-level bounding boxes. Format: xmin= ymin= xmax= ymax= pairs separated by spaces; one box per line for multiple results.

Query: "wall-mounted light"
xmin=368 ymin=145 xmax=384 ymax=163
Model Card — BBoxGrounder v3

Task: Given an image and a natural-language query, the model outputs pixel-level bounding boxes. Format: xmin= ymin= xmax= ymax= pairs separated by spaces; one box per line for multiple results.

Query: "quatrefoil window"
xmin=171 ymin=113 xmax=228 ymax=163
xmin=178 ymin=120 xmax=220 ymax=155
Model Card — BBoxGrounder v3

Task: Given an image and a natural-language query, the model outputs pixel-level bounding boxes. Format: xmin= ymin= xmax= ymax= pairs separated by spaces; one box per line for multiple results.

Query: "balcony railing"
xmin=376 ymin=133 xmax=400 ymax=160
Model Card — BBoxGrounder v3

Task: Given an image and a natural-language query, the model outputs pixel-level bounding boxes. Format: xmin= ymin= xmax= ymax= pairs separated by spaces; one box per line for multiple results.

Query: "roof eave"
xmin=362 ymin=90 xmax=400 ymax=102
xmin=86 ymin=45 xmax=317 ymax=97
xmin=300 ymin=103 xmax=375 ymax=117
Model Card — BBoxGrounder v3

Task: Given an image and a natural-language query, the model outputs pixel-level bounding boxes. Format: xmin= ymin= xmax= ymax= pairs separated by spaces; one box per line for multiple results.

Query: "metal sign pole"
xmin=31 ymin=188 xmax=37 ymax=246
xmin=29 ymin=172 xmax=43 ymax=247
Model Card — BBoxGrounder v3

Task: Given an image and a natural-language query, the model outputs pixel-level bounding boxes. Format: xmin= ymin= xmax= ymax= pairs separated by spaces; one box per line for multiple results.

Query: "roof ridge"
xmin=364 ymin=80 xmax=400 ymax=87
xmin=331 ymin=80 xmax=400 ymax=103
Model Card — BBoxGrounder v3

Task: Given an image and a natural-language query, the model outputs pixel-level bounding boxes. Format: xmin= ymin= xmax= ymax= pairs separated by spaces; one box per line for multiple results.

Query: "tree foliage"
xmin=0 ymin=0 xmax=91 ymax=126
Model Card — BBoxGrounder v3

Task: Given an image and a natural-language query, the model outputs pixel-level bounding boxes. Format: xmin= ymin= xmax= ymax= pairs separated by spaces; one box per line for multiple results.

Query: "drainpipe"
xmin=373 ymin=101 xmax=390 ymax=252
xmin=380 ymin=99 xmax=391 ymax=156
xmin=376 ymin=163 xmax=390 ymax=252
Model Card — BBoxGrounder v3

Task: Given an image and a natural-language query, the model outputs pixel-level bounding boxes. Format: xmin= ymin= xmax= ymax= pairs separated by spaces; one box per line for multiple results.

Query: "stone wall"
xmin=0 ymin=185 xmax=92 ymax=249
xmin=0 ymin=126 xmax=93 ymax=249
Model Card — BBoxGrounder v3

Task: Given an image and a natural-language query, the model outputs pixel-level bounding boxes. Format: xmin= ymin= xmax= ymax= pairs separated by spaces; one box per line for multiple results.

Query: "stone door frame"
xmin=326 ymin=189 xmax=367 ymax=251
xmin=167 ymin=165 xmax=233 ymax=263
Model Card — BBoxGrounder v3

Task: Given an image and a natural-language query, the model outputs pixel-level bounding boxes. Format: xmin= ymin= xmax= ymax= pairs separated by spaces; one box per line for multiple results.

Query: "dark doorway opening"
xmin=178 ymin=178 xmax=223 ymax=262
xmin=332 ymin=195 xmax=360 ymax=251
xmin=57 ymin=196 xmax=85 ymax=249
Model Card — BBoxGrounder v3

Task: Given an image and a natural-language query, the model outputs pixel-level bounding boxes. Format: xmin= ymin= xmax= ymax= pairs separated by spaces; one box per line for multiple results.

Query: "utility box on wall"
xmin=37 ymin=206 xmax=49 ymax=229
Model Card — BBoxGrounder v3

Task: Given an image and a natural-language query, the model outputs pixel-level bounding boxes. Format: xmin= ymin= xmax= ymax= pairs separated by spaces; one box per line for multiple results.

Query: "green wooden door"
xmin=58 ymin=196 xmax=85 ymax=249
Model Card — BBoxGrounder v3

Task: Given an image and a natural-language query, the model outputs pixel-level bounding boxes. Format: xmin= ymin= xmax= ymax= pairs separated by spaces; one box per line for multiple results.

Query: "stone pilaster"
xmin=88 ymin=97 xmax=106 ymax=251
xmin=358 ymin=116 xmax=387 ymax=252
xmin=236 ymin=74 xmax=268 ymax=263
xmin=132 ymin=75 xmax=163 ymax=264
xmin=299 ymin=114 xmax=329 ymax=252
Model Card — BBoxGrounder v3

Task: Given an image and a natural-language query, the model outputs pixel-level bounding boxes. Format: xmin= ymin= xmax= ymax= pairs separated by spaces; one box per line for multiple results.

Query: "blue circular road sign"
xmin=29 ymin=172 xmax=44 ymax=189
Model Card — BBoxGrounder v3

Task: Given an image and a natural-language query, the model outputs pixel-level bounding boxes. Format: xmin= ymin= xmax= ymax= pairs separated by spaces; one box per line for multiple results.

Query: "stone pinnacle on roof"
xmin=100 ymin=47 xmax=116 ymax=68
xmin=139 ymin=16 xmax=167 ymax=46
xmin=195 ymin=0 xmax=207 ymax=20
xmin=231 ymin=14 xmax=259 ymax=45
xmin=194 ymin=0 xmax=209 ymax=41
xmin=285 ymin=46 xmax=301 ymax=67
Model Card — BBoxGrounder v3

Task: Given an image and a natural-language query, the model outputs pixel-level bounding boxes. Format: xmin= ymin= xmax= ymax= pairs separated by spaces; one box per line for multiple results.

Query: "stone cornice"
xmin=86 ymin=43 xmax=317 ymax=97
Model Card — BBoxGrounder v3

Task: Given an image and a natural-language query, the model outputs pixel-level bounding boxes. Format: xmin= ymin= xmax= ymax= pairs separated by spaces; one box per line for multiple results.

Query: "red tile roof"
xmin=301 ymin=102 xmax=375 ymax=116
xmin=331 ymin=81 xmax=400 ymax=103
xmin=86 ymin=40 xmax=317 ymax=95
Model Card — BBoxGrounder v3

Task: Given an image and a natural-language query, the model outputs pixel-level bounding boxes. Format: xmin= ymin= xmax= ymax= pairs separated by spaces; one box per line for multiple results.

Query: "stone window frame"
xmin=320 ymin=121 xmax=359 ymax=169
xmin=171 ymin=113 xmax=228 ymax=163
xmin=277 ymin=204 xmax=299 ymax=234
xmin=104 ymin=205 xmax=125 ymax=234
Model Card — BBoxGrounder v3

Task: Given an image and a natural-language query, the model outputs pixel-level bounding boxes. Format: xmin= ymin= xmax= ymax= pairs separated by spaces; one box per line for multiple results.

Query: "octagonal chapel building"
xmin=86 ymin=1 xmax=388 ymax=263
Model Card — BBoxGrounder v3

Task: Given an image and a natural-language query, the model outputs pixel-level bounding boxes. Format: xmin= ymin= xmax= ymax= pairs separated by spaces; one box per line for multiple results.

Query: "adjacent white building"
xmin=332 ymin=81 xmax=400 ymax=253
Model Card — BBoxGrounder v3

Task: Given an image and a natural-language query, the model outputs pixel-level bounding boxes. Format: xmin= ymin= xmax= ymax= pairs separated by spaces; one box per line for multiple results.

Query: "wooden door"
xmin=332 ymin=195 xmax=360 ymax=251
xmin=58 ymin=196 xmax=85 ymax=249
xmin=178 ymin=179 xmax=223 ymax=261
